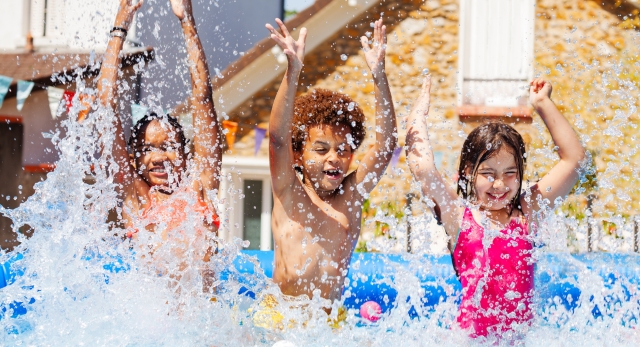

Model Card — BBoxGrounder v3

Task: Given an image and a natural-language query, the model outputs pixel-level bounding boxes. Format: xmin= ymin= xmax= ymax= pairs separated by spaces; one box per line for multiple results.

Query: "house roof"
xmin=0 ymin=47 xmax=154 ymax=97
xmin=212 ymin=0 xmax=333 ymax=89
xmin=210 ymin=0 xmax=378 ymax=115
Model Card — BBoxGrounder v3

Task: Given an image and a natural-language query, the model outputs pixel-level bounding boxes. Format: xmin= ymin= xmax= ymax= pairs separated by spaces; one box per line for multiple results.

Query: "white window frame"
xmin=30 ymin=0 xmax=67 ymax=47
xmin=219 ymin=156 xmax=272 ymax=251
xmin=457 ymin=0 xmax=535 ymax=107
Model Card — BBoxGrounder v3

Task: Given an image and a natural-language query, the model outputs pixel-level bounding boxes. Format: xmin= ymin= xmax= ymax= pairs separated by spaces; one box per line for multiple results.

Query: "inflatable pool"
xmin=1 ymin=250 xmax=638 ymax=324
xmin=234 ymin=251 xmax=640 ymax=317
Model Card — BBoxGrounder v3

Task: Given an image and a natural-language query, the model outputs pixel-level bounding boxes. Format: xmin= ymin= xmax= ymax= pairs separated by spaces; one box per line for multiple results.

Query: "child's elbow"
xmin=414 ymin=166 xmax=439 ymax=185
xmin=576 ymin=148 xmax=586 ymax=163
xmin=571 ymin=147 xmax=586 ymax=167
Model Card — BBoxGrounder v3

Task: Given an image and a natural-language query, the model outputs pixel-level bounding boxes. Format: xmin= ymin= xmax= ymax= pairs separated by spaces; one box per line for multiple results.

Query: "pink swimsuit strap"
xmin=452 ymin=207 xmax=534 ymax=337
xmin=126 ymin=188 xmax=220 ymax=238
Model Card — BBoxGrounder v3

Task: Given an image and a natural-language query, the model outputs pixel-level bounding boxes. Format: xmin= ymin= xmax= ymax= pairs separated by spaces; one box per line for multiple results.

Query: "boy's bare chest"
xmin=273 ymin=195 xmax=357 ymax=275
xmin=284 ymin=187 xmax=354 ymax=232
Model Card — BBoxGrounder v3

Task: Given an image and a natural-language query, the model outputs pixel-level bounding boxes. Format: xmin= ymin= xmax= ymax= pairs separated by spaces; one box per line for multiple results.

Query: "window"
xmin=242 ymin=180 xmax=264 ymax=250
xmin=219 ymin=156 xmax=273 ymax=250
xmin=458 ymin=0 xmax=535 ymax=114
xmin=30 ymin=0 xmax=65 ymax=41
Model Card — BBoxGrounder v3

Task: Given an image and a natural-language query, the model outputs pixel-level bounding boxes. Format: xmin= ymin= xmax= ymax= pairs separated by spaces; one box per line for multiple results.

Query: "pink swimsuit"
xmin=452 ymin=207 xmax=534 ymax=337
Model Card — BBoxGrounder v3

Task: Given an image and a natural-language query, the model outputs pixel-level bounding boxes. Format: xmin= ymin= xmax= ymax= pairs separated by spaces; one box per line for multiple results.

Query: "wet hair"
xmin=456 ymin=122 xmax=527 ymax=215
xmin=127 ymin=112 xmax=188 ymax=153
xmin=291 ymin=89 xmax=366 ymax=152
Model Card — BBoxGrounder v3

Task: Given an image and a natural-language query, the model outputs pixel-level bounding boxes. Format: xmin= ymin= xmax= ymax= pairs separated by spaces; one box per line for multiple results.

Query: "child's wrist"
xmin=372 ymin=71 xmax=388 ymax=84
xmin=113 ymin=17 xmax=132 ymax=30
xmin=287 ymin=64 xmax=303 ymax=75
xmin=180 ymin=16 xmax=196 ymax=28
xmin=532 ymin=97 xmax=553 ymax=110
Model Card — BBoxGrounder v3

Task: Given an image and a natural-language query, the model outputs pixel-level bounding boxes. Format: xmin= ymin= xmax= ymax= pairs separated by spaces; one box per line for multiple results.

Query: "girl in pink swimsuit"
xmin=406 ymin=76 xmax=585 ymax=338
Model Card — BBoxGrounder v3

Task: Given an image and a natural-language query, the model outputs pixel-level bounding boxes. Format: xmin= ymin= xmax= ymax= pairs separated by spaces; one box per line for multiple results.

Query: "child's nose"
xmin=327 ymin=149 xmax=340 ymax=162
xmin=493 ymin=177 xmax=505 ymax=188
xmin=151 ymin=155 xmax=168 ymax=165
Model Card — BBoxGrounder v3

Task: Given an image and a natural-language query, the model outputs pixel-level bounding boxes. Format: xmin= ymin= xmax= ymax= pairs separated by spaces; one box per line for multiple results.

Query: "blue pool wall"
xmin=233 ymin=251 xmax=640 ymax=315
xmin=1 ymin=251 xmax=638 ymax=319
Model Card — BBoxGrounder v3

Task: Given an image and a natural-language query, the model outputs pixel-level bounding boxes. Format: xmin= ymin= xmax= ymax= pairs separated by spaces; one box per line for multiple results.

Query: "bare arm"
xmin=353 ymin=19 xmax=397 ymax=194
xmin=96 ymin=0 xmax=142 ymax=200
xmin=265 ymin=19 xmax=307 ymax=196
xmin=171 ymin=0 xmax=221 ymax=204
xmin=522 ymin=79 xmax=585 ymax=214
xmin=405 ymin=76 xmax=460 ymax=242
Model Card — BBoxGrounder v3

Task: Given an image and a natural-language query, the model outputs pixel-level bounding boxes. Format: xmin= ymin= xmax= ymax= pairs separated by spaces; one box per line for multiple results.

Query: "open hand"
xmin=529 ymin=78 xmax=553 ymax=107
xmin=170 ymin=0 xmax=193 ymax=21
xmin=414 ymin=75 xmax=432 ymax=117
xmin=266 ymin=19 xmax=307 ymax=71
xmin=114 ymin=0 xmax=143 ymax=29
xmin=360 ymin=18 xmax=387 ymax=79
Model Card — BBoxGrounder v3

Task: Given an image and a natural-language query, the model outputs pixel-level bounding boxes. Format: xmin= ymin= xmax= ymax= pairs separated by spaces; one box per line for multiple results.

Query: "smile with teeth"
xmin=149 ymin=166 xmax=171 ymax=178
xmin=487 ymin=192 xmax=508 ymax=200
xmin=323 ymin=169 xmax=342 ymax=179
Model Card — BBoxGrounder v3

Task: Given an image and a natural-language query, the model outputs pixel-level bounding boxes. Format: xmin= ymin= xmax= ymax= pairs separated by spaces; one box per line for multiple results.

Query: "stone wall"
xmin=532 ymin=0 xmax=640 ymax=218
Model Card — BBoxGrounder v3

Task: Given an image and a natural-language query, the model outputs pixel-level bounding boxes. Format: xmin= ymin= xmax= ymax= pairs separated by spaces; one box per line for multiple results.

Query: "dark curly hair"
xmin=291 ymin=89 xmax=366 ymax=152
xmin=127 ymin=112 xmax=188 ymax=153
xmin=456 ymin=122 xmax=527 ymax=215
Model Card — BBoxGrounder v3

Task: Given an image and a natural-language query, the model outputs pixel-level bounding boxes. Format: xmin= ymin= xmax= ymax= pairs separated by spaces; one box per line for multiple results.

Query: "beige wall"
xmin=532 ymin=0 xmax=640 ymax=218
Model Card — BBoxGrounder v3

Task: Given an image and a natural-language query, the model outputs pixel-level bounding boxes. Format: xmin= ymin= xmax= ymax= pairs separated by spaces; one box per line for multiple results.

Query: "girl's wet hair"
xmin=456 ymin=122 xmax=527 ymax=215
xmin=127 ymin=112 xmax=188 ymax=152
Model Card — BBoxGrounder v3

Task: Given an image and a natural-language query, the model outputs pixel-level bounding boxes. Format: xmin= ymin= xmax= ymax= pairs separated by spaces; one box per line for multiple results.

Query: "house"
xmin=0 ymin=49 xmax=153 ymax=249
xmin=0 ymin=0 xmax=283 ymax=249
xmin=203 ymin=0 xmax=640 ymax=253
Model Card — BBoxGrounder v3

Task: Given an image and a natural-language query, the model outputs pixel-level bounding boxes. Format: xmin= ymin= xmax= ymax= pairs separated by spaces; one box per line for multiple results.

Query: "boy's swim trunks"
xmin=251 ymin=294 xmax=347 ymax=330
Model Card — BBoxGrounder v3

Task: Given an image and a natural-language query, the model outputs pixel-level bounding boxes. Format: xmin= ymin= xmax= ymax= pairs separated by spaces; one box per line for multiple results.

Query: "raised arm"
xmin=170 ymin=0 xmax=221 ymax=201
xmin=522 ymin=79 xmax=585 ymax=214
xmin=353 ymin=18 xmax=397 ymax=193
xmin=265 ymin=19 xmax=307 ymax=196
xmin=96 ymin=0 xmax=142 ymax=199
xmin=406 ymin=76 xmax=460 ymax=241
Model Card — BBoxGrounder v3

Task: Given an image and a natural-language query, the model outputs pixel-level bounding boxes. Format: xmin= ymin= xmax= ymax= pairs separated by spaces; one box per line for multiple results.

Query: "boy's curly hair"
xmin=291 ymin=89 xmax=366 ymax=152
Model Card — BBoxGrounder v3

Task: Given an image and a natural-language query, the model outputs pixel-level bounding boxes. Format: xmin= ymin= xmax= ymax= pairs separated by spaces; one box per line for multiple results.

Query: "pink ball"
xmin=360 ymin=300 xmax=382 ymax=322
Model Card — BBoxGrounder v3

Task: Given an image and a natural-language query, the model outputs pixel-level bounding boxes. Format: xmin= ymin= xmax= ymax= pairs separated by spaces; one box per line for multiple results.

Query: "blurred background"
xmin=0 ymin=0 xmax=638 ymax=255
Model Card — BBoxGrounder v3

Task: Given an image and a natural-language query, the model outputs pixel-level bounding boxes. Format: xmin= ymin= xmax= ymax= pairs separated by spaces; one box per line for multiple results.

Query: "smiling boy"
xmin=265 ymin=18 xmax=397 ymax=303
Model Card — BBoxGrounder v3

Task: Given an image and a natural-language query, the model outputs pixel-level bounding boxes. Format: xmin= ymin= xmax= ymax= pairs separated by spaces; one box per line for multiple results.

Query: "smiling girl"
xmin=406 ymin=76 xmax=585 ymax=337
xmin=97 ymin=0 xmax=221 ymax=272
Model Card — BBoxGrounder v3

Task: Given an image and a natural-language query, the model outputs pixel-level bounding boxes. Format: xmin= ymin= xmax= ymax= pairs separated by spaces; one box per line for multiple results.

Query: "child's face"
xmin=133 ymin=120 xmax=186 ymax=189
xmin=297 ymin=124 xmax=354 ymax=193
xmin=471 ymin=148 xmax=520 ymax=211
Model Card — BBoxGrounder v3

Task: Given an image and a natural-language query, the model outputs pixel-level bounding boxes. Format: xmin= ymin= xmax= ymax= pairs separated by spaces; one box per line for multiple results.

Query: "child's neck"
xmin=479 ymin=206 xmax=515 ymax=226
